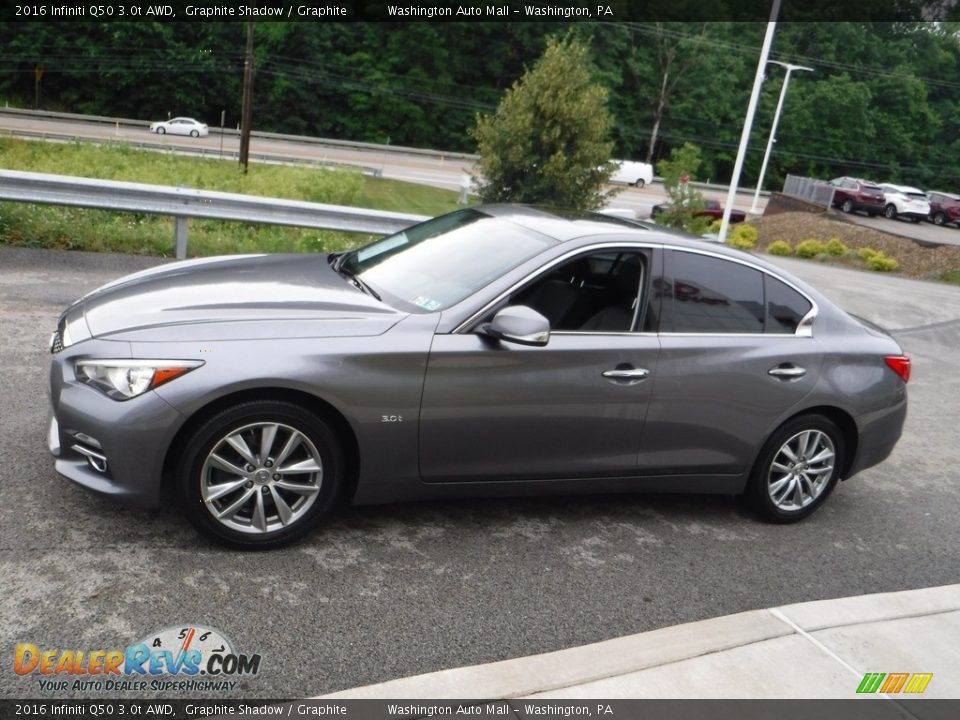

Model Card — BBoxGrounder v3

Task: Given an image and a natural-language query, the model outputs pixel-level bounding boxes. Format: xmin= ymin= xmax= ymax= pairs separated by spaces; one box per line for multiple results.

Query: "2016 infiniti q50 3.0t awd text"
xmin=47 ymin=206 xmax=910 ymax=549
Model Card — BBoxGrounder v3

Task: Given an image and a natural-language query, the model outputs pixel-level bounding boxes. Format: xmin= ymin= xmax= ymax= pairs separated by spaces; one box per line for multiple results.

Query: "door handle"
xmin=602 ymin=366 xmax=650 ymax=385
xmin=768 ymin=364 xmax=806 ymax=380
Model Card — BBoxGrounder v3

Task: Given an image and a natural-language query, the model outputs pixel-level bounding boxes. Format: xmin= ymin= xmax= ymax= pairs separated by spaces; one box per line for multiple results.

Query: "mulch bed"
xmin=751 ymin=212 xmax=960 ymax=281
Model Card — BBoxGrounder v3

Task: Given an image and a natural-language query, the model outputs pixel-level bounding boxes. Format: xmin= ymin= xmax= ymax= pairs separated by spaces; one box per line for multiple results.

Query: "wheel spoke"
xmin=279 ymin=458 xmax=322 ymax=475
xmin=274 ymin=431 xmax=303 ymax=467
xmin=215 ymin=486 xmax=256 ymax=520
xmin=204 ymin=478 xmax=249 ymax=502
xmin=269 ymin=486 xmax=294 ymax=526
xmin=769 ymin=475 xmax=792 ymax=497
xmin=779 ymin=443 xmax=798 ymax=463
xmin=275 ymin=480 xmax=320 ymax=496
xmin=259 ymin=424 xmax=279 ymax=464
xmin=252 ymin=491 xmax=267 ymax=532
xmin=773 ymin=476 xmax=796 ymax=505
xmin=809 ymin=447 xmax=835 ymax=465
xmin=208 ymin=453 xmax=247 ymax=478
xmin=771 ymin=461 xmax=792 ymax=474
xmin=807 ymin=465 xmax=834 ymax=476
xmin=225 ymin=433 xmax=257 ymax=466
xmin=791 ymin=476 xmax=805 ymax=507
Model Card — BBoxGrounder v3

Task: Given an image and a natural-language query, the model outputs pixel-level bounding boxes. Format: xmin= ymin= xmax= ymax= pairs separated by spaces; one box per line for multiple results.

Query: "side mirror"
xmin=481 ymin=306 xmax=550 ymax=347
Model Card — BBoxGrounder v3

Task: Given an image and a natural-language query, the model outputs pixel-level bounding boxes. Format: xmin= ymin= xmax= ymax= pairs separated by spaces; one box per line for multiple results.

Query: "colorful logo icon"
xmin=857 ymin=672 xmax=933 ymax=694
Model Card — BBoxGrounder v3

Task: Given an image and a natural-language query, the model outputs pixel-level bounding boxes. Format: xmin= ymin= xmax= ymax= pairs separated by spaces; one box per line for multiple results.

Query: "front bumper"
xmin=49 ymin=363 xmax=185 ymax=508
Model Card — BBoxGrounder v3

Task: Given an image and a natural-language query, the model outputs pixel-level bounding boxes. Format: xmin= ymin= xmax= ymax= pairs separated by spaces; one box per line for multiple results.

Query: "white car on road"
xmin=878 ymin=183 xmax=930 ymax=222
xmin=149 ymin=117 xmax=209 ymax=138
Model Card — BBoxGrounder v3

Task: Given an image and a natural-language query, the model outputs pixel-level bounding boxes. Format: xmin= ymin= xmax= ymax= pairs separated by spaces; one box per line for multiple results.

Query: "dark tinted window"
xmin=663 ymin=252 xmax=765 ymax=333
xmin=765 ymin=276 xmax=812 ymax=334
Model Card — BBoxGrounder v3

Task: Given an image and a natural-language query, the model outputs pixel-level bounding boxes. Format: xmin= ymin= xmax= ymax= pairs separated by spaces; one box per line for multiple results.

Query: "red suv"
xmin=926 ymin=191 xmax=960 ymax=227
xmin=829 ymin=177 xmax=885 ymax=216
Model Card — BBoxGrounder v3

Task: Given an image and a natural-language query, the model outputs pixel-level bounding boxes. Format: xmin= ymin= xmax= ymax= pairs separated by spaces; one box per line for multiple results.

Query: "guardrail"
xmin=782 ymin=174 xmax=835 ymax=209
xmin=0 ymin=169 xmax=428 ymax=259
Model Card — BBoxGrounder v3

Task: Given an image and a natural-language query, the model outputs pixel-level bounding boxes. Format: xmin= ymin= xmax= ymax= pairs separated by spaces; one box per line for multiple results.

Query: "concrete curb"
xmin=321 ymin=585 xmax=960 ymax=699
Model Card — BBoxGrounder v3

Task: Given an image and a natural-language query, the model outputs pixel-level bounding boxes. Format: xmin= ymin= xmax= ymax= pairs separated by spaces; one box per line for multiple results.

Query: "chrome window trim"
xmin=452 ymin=241 xmax=818 ymax=339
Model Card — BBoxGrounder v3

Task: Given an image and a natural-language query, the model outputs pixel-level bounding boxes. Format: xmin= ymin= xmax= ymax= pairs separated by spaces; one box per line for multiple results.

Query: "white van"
xmin=610 ymin=160 xmax=654 ymax=188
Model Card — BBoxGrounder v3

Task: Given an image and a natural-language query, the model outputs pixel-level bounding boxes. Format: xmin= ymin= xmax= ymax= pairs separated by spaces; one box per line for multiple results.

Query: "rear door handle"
xmin=768 ymin=364 xmax=806 ymax=380
xmin=602 ymin=366 xmax=650 ymax=385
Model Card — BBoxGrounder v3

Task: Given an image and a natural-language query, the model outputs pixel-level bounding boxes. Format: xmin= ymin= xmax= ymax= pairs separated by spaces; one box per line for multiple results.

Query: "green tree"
xmin=470 ymin=33 xmax=617 ymax=211
xmin=655 ymin=142 xmax=709 ymax=234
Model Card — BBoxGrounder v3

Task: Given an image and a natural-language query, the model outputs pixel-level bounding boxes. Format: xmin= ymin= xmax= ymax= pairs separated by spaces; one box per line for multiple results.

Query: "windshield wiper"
xmin=334 ymin=262 xmax=381 ymax=302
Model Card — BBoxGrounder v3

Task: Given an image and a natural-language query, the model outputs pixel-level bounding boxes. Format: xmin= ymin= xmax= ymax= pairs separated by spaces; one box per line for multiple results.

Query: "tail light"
xmin=885 ymin=355 xmax=911 ymax=383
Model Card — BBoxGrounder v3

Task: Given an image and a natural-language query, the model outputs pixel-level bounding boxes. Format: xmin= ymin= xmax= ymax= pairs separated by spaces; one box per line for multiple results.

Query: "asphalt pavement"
xmin=0 ymin=245 xmax=958 ymax=701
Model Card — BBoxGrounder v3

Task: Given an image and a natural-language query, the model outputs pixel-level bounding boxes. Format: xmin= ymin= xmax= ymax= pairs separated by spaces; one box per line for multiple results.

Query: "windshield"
xmin=339 ymin=209 xmax=557 ymax=313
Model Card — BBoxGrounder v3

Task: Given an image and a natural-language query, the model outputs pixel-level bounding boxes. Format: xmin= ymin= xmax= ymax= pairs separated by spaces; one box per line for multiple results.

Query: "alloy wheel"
xmin=766 ymin=429 xmax=836 ymax=512
xmin=200 ymin=421 xmax=323 ymax=535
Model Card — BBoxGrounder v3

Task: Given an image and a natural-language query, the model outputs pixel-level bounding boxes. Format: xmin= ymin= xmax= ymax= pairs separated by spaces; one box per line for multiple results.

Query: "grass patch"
xmin=940 ymin=269 xmax=960 ymax=286
xmin=0 ymin=138 xmax=465 ymax=257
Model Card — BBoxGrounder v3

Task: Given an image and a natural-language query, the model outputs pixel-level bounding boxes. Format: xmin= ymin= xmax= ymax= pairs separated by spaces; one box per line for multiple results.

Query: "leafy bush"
xmin=732 ymin=223 xmax=758 ymax=245
xmin=796 ymin=239 xmax=826 ymax=259
xmin=866 ymin=252 xmax=899 ymax=272
xmin=767 ymin=240 xmax=792 ymax=256
xmin=825 ymin=238 xmax=848 ymax=256
xmin=858 ymin=247 xmax=880 ymax=261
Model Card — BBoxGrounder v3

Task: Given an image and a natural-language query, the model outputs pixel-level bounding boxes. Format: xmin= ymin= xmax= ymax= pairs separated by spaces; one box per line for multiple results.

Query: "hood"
xmin=77 ymin=254 xmax=402 ymax=340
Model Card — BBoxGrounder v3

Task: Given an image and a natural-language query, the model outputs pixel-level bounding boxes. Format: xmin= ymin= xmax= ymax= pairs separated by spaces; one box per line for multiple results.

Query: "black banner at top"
xmin=3 ymin=0 xmax=957 ymax=24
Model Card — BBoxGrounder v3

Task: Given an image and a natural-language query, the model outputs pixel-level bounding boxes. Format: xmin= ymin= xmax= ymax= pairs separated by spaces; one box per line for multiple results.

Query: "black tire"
xmin=934 ymin=212 xmax=946 ymax=226
xmin=177 ymin=400 xmax=343 ymax=550
xmin=746 ymin=414 xmax=845 ymax=523
xmin=190 ymin=129 xmax=199 ymax=137
xmin=156 ymin=127 xmax=165 ymax=135
xmin=883 ymin=204 xmax=897 ymax=220
xmin=841 ymin=199 xmax=854 ymax=214
xmin=634 ymin=179 xmax=645 ymax=188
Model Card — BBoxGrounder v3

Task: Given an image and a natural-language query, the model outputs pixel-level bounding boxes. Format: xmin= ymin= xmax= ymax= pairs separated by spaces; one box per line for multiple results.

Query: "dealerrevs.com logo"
xmin=14 ymin=625 xmax=261 ymax=693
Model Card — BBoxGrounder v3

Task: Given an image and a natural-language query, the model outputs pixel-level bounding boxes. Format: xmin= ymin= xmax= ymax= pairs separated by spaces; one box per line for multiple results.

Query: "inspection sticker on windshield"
xmin=410 ymin=296 xmax=442 ymax=311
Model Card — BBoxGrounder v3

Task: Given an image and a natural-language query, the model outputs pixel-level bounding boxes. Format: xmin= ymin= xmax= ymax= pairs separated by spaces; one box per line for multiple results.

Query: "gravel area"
xmin=753 ymin=212 xmax=960 ymax=281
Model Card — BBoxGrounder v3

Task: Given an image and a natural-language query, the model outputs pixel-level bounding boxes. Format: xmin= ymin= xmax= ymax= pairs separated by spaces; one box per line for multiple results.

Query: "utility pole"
xmin=749 ymin=61 xmax=814 ymax=214
xmin=239 ymin=21 xmax=255 ymax=174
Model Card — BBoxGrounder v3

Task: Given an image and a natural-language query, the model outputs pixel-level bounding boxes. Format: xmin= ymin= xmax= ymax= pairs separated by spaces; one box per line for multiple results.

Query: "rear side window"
xmin=765 ymin=275 xmax=812 ymax=334
xmin=661 ymin=251 xmax=765 ymax=333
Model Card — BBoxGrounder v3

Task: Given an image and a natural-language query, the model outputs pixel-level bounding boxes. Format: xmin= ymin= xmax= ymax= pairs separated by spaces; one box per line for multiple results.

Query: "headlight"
xmin=75 ymin=359 xmax=203 ymax=400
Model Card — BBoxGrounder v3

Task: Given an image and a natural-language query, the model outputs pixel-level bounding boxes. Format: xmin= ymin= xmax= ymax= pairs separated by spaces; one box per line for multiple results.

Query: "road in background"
xmin=0 ymin=245 xmax=958 ymax=699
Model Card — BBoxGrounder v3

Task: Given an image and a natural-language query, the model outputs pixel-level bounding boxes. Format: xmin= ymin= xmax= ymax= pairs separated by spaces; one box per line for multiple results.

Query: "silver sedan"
xmin=148 ymin=117 xmax=208 ymax=137
xmin=47 ymin=206 xmax=909 ymax=549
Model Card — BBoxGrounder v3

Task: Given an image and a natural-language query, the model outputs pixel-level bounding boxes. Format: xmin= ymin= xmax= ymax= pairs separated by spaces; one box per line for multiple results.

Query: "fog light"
xmin=70 ymin=443 xmax=108 ymax=473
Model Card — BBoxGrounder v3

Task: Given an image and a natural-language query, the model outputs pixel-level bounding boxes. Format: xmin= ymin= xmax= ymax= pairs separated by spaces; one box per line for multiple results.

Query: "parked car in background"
xmin=877 ymin=184 xmax=930 ymax=222
xmin=47 ymin=205 xmax=909 ymax=548
xmin=611 ymin=160 xmax=654 ymax=188
xmin=149 ymin=117 xmax=209 ymax=137
xmin=651 ymin=198 xmax=746 ymax=223
xmin=926 ymin=191 xmax=960 ymax=227
xmin=828 ymin=177 xmax=885 ymax=216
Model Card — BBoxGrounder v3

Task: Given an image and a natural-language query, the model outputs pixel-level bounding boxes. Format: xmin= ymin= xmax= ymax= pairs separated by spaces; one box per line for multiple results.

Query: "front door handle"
xmin=768 ymin=364 xmax=806 ymax=380
xmin=602 ymin=366 xmax=650 ymax=385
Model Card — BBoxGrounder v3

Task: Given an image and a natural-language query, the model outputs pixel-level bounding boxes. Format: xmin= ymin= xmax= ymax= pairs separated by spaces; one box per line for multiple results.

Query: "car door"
xmin=418 ymin=248 xmax=661 ymax=483
xmin=637 ymin=248 xmax=823 ymax=478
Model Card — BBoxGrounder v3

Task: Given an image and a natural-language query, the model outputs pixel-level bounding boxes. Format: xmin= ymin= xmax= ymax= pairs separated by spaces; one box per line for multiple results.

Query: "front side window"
xmin=506 ymin=250 xmax=651 ymax=332
xmin=660 ymin=251 xmax=765 ymax=333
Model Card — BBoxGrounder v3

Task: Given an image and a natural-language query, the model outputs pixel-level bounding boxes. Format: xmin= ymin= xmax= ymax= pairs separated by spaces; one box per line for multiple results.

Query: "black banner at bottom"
xmin=2 ymin=699 xmax=959 ymax=720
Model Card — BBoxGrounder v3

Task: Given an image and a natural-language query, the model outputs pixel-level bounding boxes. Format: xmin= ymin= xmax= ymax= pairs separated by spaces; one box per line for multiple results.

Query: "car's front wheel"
xmin=884 ymin=204 xmax=897 ymax=220
xmin=177 ymin=400 xmax=343 ymax=549
xmin=190 ymin=130 xmax=199 ymax=138
xmin=747 ymin=414 xmax=844 ymax=523
xmin=156 ymin=127 xmax=165 ymax=135
xmin=634 ymin=179 xmax=645 ymax=188
xmin=841 ymin=199 xmax=854 ymax=213
xmin=933 ymin=212 xmax=946 ymax=226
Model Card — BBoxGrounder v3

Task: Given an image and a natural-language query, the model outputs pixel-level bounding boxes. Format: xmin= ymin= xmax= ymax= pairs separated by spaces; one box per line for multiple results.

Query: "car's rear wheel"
xmin=841 ymin=199 xmax=854 ymax=213
xmin=177 ymin=400 xmax=343 ymax=549
xmin=884 ymin=204 xmax=897 ymax=220
xmin=156 ymin=127 xmax=165 ymax=135
xmin=747 ymin=414 xmax=844 ymax=523
xmin=934 ymin=212 xmax=946 ymax=226
xmin=634 ymin=179 xmax=645 ymax=188
xmin=190 ymin=129 xmax=199 ymax=137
